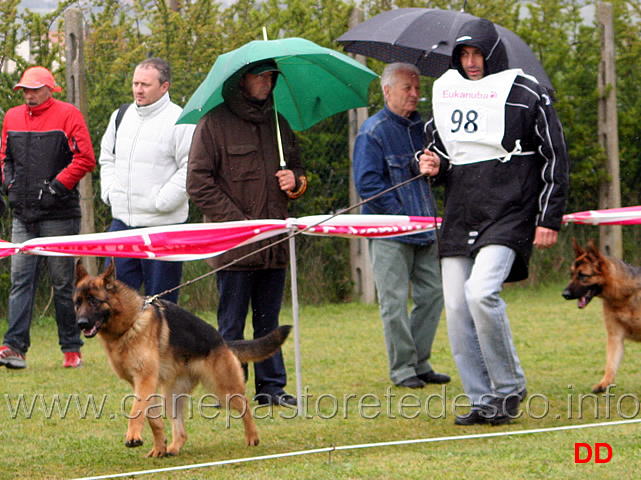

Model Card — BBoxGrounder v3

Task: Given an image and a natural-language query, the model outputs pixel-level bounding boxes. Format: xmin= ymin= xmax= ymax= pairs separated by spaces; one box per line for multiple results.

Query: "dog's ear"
xmin=75 ymin=259 xmax=88 ymax=284
xmin=586 ymin=238 xmax=601 ymax=258
xmin=103 ymin=259 xmax=117 ymax=290
xmin=572 ymin=238 xmax=585 ymax=257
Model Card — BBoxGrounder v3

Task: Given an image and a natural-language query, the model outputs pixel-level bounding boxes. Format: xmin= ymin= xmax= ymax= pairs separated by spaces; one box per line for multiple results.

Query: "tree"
xmin=2 ymin=0 xmax=641 ymax=311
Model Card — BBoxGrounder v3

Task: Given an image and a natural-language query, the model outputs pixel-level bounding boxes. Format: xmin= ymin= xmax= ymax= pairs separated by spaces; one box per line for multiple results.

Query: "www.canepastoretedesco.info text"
xmin=3 ymin=385 xmax=640 ymax=422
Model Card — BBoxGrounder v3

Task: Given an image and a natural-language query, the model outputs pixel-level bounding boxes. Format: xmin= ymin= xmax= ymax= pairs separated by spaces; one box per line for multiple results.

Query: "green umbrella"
xmin=176 ymin=37 xmax=378 ymax=131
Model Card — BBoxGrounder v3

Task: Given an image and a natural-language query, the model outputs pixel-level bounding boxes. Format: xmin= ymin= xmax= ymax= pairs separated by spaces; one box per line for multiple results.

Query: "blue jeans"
xmin=369 ymin=239 xmax=443 ymax=384
xmin=4 ymin=217 xmax=83 ymax=356
xmin=105 ymin=219 xmax=183 ymax=303
xmin=442 ymin=245 xmax=526 ymax=407
xmin=216 ymin=269 xmax=287 ymax=397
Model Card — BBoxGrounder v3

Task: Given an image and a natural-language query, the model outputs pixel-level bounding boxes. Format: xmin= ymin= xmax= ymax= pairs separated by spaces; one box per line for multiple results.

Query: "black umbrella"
xmin=336 ymin=7 xmax=553 ymax=91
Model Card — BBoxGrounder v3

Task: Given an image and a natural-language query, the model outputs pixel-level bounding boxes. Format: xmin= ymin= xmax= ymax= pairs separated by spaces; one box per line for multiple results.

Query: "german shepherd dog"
xmin=562 ymin=239 xmax=641 ymax=393
xmin=73 ymin=260 xmax=291 ymax=457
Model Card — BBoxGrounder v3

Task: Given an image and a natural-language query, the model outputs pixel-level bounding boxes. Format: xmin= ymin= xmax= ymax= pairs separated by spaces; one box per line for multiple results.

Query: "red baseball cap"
xmin=13 ymin=66 xmax=63 ymax=92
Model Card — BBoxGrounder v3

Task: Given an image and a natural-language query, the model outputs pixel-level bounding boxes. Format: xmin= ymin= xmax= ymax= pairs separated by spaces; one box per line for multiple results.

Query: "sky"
xmin=19 ymin=1 xmax=596 ymax=28
xmin=19 ymin=0 xmax=60 ymax=13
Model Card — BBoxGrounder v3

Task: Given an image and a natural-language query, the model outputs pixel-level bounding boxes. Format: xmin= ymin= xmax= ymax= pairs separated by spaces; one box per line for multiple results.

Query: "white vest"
xmin=432 ymin=69 xmax=533 ymax=165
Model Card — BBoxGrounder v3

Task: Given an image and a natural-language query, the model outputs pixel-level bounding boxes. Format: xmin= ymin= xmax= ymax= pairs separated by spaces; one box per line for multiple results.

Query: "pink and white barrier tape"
xmin=0 ymin=205 xmax=635 ymax=261
xmin=0 ymin=214 xmax=440 ymax=261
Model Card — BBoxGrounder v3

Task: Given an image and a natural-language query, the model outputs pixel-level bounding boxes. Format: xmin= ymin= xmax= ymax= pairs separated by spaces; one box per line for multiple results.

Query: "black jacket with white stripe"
xmin=423 ymin=18 xmax=569 ymax=282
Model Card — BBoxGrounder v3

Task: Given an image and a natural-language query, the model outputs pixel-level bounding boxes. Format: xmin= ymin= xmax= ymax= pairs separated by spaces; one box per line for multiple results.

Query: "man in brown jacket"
xmin=187 ymin=60 xmax=306 ymax=407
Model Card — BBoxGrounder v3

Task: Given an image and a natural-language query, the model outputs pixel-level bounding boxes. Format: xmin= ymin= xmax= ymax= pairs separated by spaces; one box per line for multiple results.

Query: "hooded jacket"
xmin=424 ymin=18 xmax=569 ymax=281
xmin=1 ymin=97 xmax=95 ymax=223
xmin=187 ymin=64 xmax=306 ymax=270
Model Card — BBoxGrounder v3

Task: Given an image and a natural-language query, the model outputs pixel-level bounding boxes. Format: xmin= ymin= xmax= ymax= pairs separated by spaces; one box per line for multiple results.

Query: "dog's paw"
xmin=125 ymin=437 xmax=144 ymax=448
xmin=592 ymin=382 xmax=608 ymax=393
xmin=246 ymin=436 xmax=260 ymax=446
xmin=166 ymin=441 xmax=182 ymax=456
xmin=146 ymin=447 xmax=168 ymax=458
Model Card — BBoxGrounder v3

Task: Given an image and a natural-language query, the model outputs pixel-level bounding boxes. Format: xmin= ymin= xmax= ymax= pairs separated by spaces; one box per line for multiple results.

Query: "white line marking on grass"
xmin=71 ymin=419 xmax=641 ymax=480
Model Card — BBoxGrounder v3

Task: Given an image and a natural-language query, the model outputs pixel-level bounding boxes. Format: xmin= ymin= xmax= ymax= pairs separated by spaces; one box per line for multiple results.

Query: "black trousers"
xmin=216 ymin=268 xmax=287 ymax=396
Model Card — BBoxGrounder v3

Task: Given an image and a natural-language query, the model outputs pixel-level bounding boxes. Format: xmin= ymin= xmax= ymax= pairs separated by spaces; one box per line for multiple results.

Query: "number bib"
xmin=432 ymin=69 xmax=522 ymax=165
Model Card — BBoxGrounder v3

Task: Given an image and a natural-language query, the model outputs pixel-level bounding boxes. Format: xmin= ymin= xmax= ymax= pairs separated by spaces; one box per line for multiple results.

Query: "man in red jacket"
xmin=0 ymin=66 xmax=95 ymax=369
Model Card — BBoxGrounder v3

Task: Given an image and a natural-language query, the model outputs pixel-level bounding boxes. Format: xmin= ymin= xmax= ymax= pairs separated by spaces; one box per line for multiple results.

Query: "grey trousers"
xmin=369 ymin=239 xmax=444 ymax=384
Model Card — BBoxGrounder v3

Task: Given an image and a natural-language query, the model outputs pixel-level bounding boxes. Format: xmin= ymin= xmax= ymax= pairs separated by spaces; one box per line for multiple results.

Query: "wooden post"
xmin=597 ymin=3 xmax=622 ymax=257
xmin=65 ymin=8 xmax=97 ymax=275
xmin=348 ymin=7 xmax=376 ymax=304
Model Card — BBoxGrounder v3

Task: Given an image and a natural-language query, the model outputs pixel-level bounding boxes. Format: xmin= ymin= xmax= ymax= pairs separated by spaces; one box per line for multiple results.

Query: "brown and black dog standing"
xmin=73 ymin=260 xmax=291 ymax=457
xmin=562 ymin=239 xmax=641 ymax=393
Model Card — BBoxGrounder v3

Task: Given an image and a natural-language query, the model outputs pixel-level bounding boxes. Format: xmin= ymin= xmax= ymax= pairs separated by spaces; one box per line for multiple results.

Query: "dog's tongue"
xmin=578 ymin=296 xmax=588 ymax=309
xmin=83 ymin=325 xmax=99 ymax=337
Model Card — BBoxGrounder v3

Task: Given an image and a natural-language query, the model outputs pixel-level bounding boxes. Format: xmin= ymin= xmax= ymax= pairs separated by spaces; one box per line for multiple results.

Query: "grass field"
xmin=1 ymin=281 xmax=641 ymax=479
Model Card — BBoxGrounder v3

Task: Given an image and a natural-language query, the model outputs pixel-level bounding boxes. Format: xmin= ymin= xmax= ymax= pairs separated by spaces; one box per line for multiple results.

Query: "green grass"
xmin=2 ymin=282 xmax=641 ymax=479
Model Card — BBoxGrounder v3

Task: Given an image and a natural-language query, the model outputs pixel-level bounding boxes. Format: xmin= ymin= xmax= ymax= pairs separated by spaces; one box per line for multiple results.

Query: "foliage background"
xmin=0 ymin=0 xmax=640 ymax=313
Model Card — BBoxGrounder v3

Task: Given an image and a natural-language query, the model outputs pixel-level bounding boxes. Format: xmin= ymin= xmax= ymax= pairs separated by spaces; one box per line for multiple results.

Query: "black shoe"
xmin=417 ymin=370 xmax=451 ymax=384
xmin=518 ymin=388 xmax=528 ymax=402
xmin=455 ymin=388 xmax=527 ymax=426
xmin=395 ymin=376 xmax=426 ymax=389
xmin=485 ymin=388 xmax=528 ymax=425
xmin=256 ymin=392 xmax=297 ymax=406
xmin=454 ymin=409 xmax=489 ymax=426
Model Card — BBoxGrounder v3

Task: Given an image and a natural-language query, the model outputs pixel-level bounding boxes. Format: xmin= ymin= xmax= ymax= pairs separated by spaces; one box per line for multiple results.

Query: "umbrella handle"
xmin=274 ymin=103 xmax=307 ymax=199
xmin=262 ymin=26 xmax=301 ymax=197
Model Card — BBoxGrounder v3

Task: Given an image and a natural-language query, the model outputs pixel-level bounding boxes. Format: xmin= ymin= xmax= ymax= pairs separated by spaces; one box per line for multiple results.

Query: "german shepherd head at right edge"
xmin=562 ymin=239 xmax=641 ymax=393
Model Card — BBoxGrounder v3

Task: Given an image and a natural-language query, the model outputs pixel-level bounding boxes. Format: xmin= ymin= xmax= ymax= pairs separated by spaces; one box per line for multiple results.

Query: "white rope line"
xmin=70 ymin=447 xmax=336 ymax=480
xmin=70 ymin=418 xmax=641 ymax=480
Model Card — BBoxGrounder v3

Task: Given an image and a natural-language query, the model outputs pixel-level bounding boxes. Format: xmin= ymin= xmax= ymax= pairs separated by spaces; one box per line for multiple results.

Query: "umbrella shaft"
xmin=274 ymin=102 xmax=286 ymax=168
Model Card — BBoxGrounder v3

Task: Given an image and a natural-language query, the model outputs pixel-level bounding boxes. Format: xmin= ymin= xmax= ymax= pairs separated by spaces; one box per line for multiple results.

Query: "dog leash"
xmin=143 ymin=295 xmax=162 ymax=310
xmin=426 ymin=177 xmax=441 ymax=259
xmin=147 ymin=172 xmax=431 ymax=303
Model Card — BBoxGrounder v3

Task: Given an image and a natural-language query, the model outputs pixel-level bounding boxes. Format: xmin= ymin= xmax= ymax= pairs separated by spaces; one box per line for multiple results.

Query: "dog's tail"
xmin=226 ymin=325 xmax=292 ymax=363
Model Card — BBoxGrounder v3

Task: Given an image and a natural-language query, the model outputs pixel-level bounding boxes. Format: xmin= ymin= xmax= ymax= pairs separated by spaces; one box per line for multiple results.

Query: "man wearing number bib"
xmin=418 ymin=18 xmax=569 ymax=425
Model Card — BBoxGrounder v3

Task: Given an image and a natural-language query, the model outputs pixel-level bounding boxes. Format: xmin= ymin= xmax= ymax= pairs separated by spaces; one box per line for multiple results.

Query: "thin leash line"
xmin=146 ymin=173 xmax=428 ymax=303
xmin=426 ymin=177 xmax=441 ymax=258
xmin=69 ymin=418 xmax=641 ymax=480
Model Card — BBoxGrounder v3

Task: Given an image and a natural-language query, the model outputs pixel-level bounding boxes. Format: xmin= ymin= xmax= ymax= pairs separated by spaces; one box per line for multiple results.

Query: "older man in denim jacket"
xmin=353 ymin=63 xmax=449 ymax=389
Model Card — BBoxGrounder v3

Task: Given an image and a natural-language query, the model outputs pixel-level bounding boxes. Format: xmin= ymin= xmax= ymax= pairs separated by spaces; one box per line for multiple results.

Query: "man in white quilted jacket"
xmin=99 ymin=57 xmax=195 ymax=303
